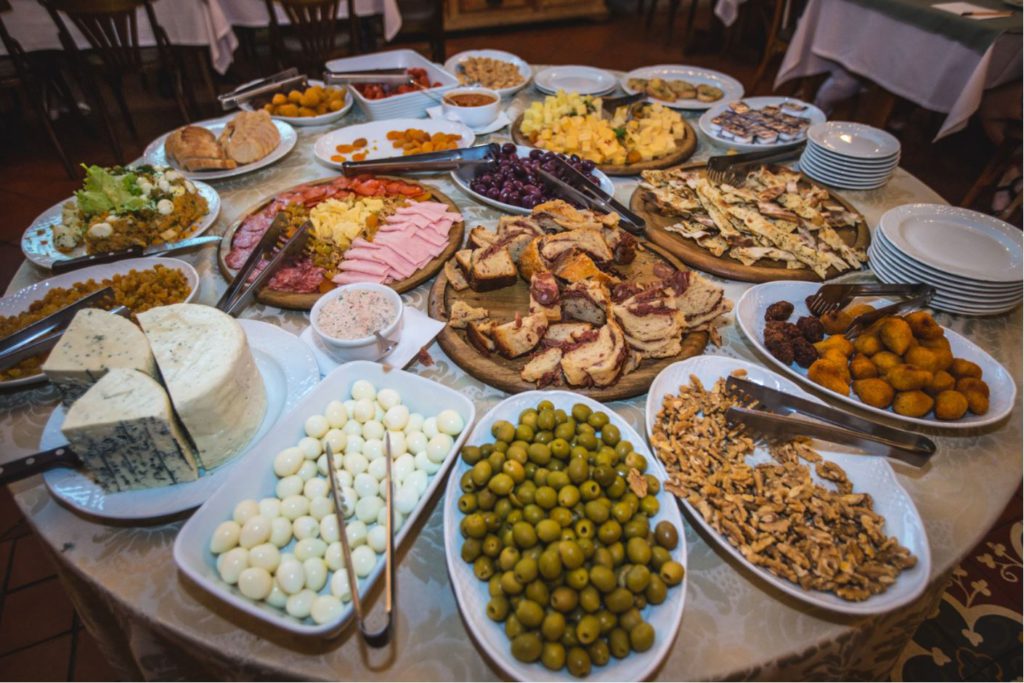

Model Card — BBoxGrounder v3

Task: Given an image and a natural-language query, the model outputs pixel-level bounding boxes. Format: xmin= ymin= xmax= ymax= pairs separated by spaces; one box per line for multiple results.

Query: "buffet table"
xmin=2 ymin=75 xmax=1022 ymax=681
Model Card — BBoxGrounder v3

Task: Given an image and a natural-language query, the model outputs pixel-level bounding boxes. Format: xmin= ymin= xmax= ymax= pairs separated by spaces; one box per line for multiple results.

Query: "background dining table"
xmin=1 ymin=71 xmax=1021 ymax=680
xmin=773 ymin=0 xmax=1023 ymax=139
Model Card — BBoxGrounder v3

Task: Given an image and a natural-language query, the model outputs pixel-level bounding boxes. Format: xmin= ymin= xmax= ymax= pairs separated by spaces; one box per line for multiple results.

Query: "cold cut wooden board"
xmin=427 ymin=241 xmax=710 ymax=401
xmin=629 ymin=162 xmax=870 ymax=283
xmin=511 ymin=113 xmax=696 ymax=177
xmin=218 ymin=177 xmax=464 ymax=310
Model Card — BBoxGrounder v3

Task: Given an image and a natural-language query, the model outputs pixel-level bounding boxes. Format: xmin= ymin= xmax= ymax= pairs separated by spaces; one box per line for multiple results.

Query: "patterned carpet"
xmin=892 ymin=487 xmax=1022 ymax=682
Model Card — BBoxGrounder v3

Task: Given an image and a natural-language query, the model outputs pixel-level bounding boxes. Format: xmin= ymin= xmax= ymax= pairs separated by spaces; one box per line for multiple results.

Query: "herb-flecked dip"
xmin=317 ymin=289 xmax=397 ymax=340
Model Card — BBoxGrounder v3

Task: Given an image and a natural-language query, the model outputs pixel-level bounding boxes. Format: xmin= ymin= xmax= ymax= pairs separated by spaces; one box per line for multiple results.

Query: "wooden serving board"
xmin=629 ymin=162 xmax=871 ymax=283
xmin=427 ymin=242 xmax=709 ymax=401
xmin=511 ymin=113 xmax=696 ymax=177
xmin=218 ymin=177 xmax=464 ymax=310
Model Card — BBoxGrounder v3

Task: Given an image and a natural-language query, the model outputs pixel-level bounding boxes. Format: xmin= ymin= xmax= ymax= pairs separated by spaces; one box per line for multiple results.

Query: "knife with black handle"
xmin=0 ymin=445 xmax=83 ymax=485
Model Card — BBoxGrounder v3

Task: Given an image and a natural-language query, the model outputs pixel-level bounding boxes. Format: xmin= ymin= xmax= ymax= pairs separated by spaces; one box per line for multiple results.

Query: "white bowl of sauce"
xmin=441 ymin=87 xmax=500 ymax=128
xmin=310 ymin=284 xmax=404 ymax=361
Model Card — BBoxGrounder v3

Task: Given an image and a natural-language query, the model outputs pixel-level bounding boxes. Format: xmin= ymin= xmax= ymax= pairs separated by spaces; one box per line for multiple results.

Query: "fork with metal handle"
xmin=843 ymin=286 xmax=936 ymax=340
xmin=706 ymin=143 xmax=806 ymax=186
xmin=325 ymin=438 xmax=394 ymax=646
xmin=725 ymin=376 xmax=936 ymax=468
xmin=806 ymin=283 xmax=933 ymax=317
xmin=340 ymin=143 xmax=499 ymax=177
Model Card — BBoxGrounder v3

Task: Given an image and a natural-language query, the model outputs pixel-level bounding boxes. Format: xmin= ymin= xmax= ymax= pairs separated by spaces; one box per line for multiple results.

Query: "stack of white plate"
xmin=533 ymin=65 xmax=617 ymax=96
xmin=800 ymin=121 xmax=901 ymax=190
xmin=870 ymin=204 xmax=1023 ymax=316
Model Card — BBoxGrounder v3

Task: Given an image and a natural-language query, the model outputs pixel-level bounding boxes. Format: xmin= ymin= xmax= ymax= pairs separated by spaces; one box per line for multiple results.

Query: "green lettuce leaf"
xmin=75 ymin=165 xmax=148 ymax=216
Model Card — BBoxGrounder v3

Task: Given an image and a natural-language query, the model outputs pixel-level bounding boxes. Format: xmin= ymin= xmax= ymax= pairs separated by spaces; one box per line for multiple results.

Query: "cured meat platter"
xmin=629 ymin=162 xmax=871 ymax=283
xmin=218 ymin=175 xmax=465 ymax=309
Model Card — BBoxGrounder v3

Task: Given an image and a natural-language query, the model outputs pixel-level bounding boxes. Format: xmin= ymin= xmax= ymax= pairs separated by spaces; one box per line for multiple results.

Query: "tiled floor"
xmin=0 ymin=7 xmax=1020 ymax=682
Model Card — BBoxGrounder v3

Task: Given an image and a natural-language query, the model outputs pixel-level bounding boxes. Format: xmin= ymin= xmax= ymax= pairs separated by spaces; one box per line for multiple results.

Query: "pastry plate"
xmin=39 ymin=320 xmax=319 ymax=521
xmin=623 ymin=64 xmax=744 ymax=110
xmin=645 ymin=355 xmax=930 ymax=616
xmin=21 ymin=182 xmax=220 ymax=270
xmin=0 ymin=257 xmax=200 ymax=391
xmin=443 ymin=49 xmax=533 ymax=98
xmin=239 ymin=79 xmax=354 ymax=127
xmin=734 ymin=280 xmax=1017 ymax=428
xmin=174 ymin=361 xmax=476 ymax=636
xmin=445 ymin=390 xmax=686 ymax=681
xmin=313 ymin=118 xmax=475 ymax=169
xmin=698 ymin=96 xmax=825 ymax=152
xmin=450 ymin=144 xmax=617 ymax=215
xmin=142 ymin=115 xmax=298 ymax=181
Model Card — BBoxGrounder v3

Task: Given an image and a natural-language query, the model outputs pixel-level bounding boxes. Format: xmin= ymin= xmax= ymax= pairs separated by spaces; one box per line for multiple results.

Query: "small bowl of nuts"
xmin=443 ymin=50 xmax=532 ymax=98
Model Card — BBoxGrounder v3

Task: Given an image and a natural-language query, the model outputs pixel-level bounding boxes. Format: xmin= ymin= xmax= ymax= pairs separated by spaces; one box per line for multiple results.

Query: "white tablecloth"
xmin=774 ymin=0 xmax=1023 ymax=139
xmin=218 ymin=0 xmax=403 ymax=42
xmin=0 ymin=0 xmax=239 ymax=74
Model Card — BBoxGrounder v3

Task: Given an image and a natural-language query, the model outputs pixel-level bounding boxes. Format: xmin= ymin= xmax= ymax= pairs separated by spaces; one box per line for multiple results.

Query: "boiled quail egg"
xmin=248 ymin=543 xmax=281 ymax=573
xmin=353 ymin=399 xmax=375 ymax=423
xmin=292 ymin=515 xmax=319 ymax=540
xmin=376 ymin=388 xmax=400 ymax=410
xmin=280 ymin=495 xmax=310 ymax=521
xmin=276 ymin=475 xmax=303 ymax=499
xmin=308 ymin=496 xmax=333 ymax=521
xmin=395 ymin=485 xmax=418 ymax=516
xmin=405 ymin=469 xmax=429 ymax=497
xmin=258 ymin=498 xmax=282 ymax=520
xmin=406 ymin=431 xmax=428 ymax=455
xmin=238 ymin=567 xmax=273 ymax=600
xmin=383 ymin=404 xmax=409 ymax=431
xmin=296 ymin=460 xmax=319 ymax=482
xmin=361 ymin=419 xmax=384 ymax=441
xmin=269 ymin=517 xmax=292 ymax=548
xmin=303 ymin=477 xmax=328 ymax=500
xmin=351 ymin=380 xmax=376 ymax=401
xmin=232 ymin=499 xmax=260 ymax=525
xmin=345 ymin=520 xmax=368 ymax=547
xmin=311 ymin=595 xmax=343 ymax=625
xmin=217 ymin=547 xmax=249 ymax=584
xmin=426 ymin=434 xmax=454 ymax=464
xmin=240 ymin=515 xmax=272 ymax=548
xmin=414 ymin=450 xmax=439 ymax=476
xmin=305 ymin=415 xmax=329 ymax=439
xmin=351 ymin=545 xmax=376 ymax=577
xmin=286 ymin=589 xmax=316 ymax=618
xmin=273 ymin=447 xmax=302 ymax=477
xmin=423 ymin=416 xmax=439 ymax=439
xmin=405 ymin=413 xmax=425 ymax=433
xmin=355 ymin=496 xmax=383 ymax=524
xmin=274 ymin=557 xmax=305 ymax=594
xmin=362 ymin=438 xmax=384 ymax=461
xmin=330 ymin=569 xmax=352 ymax=601
xmin=320 ymin=515 xmax=340 ymax=544
xmin=367 ymin=525 xmax=387 ymax=554
xmin=210 ymin=521 xmax=241 ymax=554
xmin=324 ymin=400 xmax=347 ymax=428
xmin=294 ymin=537 xmax=327 ymax=561
xmin=436 ymin=409 xmax=464 ymax=436
xmin=303 ymin=557 xmax=328 ymax=592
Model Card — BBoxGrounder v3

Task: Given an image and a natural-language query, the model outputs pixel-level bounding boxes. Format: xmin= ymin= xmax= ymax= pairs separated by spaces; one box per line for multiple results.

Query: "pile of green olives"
xmin=457 ymin=401 xmax=685 ymax=677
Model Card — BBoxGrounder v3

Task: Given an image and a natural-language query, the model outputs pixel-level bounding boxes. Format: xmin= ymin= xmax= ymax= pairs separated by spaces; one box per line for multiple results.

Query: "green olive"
xmin=619 ymin=607 xmax=643 ymax=632
xmin=534 ymin=486 xmax=557 ymax=510
xmin=566 ymin=566 xmax=589 ymax=591
xmin=554 ymin=408 xmax=568 ymax=424
xmin=645 ymin=474 xmax=661 ymax=495
xmin=601 ymin=423 xmax=621 ymax=446
xmin=589 ymin=564 xmax=616 ymax=593
xmin=480 ymin=443 xmax=495 ymax=457
xmin=626 ymin=537 xmax=652 ymax=565
xmin=575 ymin=432 xmax=598 ymax=452
xmin=566 ymin=646 xmax=591 ymax=678
xmin=639 ymin=495 xmax=660 ymax=517
xmin=558 ymin=540 xmax=584 ymax=570
xmin=515 ymin=598 xmax=544 ymax=628
xmin=558 ymin=485 xmax=581 ymax=508
xmin=611 ymin=501 xmax=632 ymax=525
xmin=571 ymin=403 xmax=592 ymax=422
xmin=645 ymin=574 xmax=668 ymax=605
xmin=498 ymin=546 xmax=520 ymax=572
xmin=505 ymin=613 xmax=524 ymax=639
xmin=514 ymin=556 xmax=539 ymax=584
xmin=506 ymin=444 xmax=527 ymax=465
xmin=462 ymin=513 xmax=486 ymax=539
xmin=539 ymin=549 xmax=562 ymax=580
xmin=494 ymin=497 xmax=512 ymax=519
xmin=592 ymin=547 xmax=614 ymax=569
xmin=587 ymin=411 xmax=609 ymax=429
xmin=550 ymin=507 xmax=573 ymax=528
xmin=660 ymin=560 xmax=685 ymax=586
xmin=535 ymin=519 xmax=561 ymax=543
xmin=547 ymin=471 xmax=569 ymax=491
xmin=534 ymin=430 xmax=553 ymax=445
xmin=588 ymin=639 xmax=611 ymax=667
xmin=511 ymin=632 xmax=543 ymax=663
xmin=598 ymin=520 xmax=622 ymax=545
xmin=487 ymin=450 xmax=506 ymax=472
xmin=554 ymin=422 xmax=576 ymax=442
xmin=576 ymin=614 xmax=600 ymax=645
xmin=605 ymin=587 xmax=633 ymax=613
xmin=578 ymin=480 xmax=601 ymax=502
xmin=624 ymin=452 xmax=648 ymax=473
xmin=525 ymin=579 xmax=549 ymax=606
xmin=503 ymin=460 xmax=526 ymax=485
xmin=526 ymin=442 xmax=551 ymax=466
xmin=491 ymin=420 xmax=515 ymax=443
xmin=541 ymin=610 xmax=566 ymax=641
xmin=537 ymin=400 xmax=555 ymax=413
xmin=584 ymin=500 xmax=609 ymax=524
xmin=574 ymin=519 xmax=594 ymax=540
xmin=591 ymin=465 xmax=614 ymax=488
xmin=476 ymin=489 xmax=497 ymax=512
xmin=579 ymin=584 xmax=601 ymax=613
xmin=561 ymin=628 xmax=579 ymax=649
xmin=519 ymin=408 xmax=539 ymax=427
xmin=533 ymin=467 xmax=549 ymax=486
xmin=471 ymin=461 xmax=492 ymax=488
xmin=513 ymin=521 xmax=538 ymax=549
xmin=609 ymin=627 xmax=630 ymax=658
xmin=460 ymin=471 xmax=477 ymax=494
xmin=488 ymin=473 xmax=514 ymax=496
xmin=482 ymin=534 xmax=501 ymax=558
xmin=474 ymin=556 xmax=495 ymax=580
xmin=655 ymin=521 xmax=679 ymax=550
xmin=607 ymin=476 xmax=627 ymax=499
xmin=623 ymin=517 xmax=649 ymax=541
xmin=515 ymin=423 xmax=535 ymax=442
xmin=541 ymin=642 xmax=566 ymax=671
xmin=608 ymin=541 xmax=625 ymax=566
xmin=462 ymin=445 xmax=483 ymax=464
xmin=551 ymin=585 xmax=579 ymax=613
xmin=537 ymin=409 xmax=556 ymax=432
xmin=625 ymin=565 xmax=651 ymax=593
xmin=506 ymin=509 xmax=523 ymax=525
xmin=523 ymin=504 xmax=544 ymax=526
xmin=651 ymin=546 xmax=671 ymax=571
xmin=596 ymin=609 xmax=617 ymax=634
xmin=461 ymin=538 xmax=482 ymax=563
xmin=488 ymin=574 xmax=503 ymax=597
xmin=629 ymin=621 xmax=655 ymax=652
xmin=487 ymin=595 xmax=509 ymax=621
xmin=614 ymin=440 xmax=633 ymax=457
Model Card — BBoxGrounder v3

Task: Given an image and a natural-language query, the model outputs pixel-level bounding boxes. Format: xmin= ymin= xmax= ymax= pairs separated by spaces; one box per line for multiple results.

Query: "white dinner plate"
xmin=807 ymin=121 xmax=901 ymax=160
xmin=644 ymin=355 xmax=931 ymax=616
xmin=534 ymin=65 xmax=618 ymax=96
xmin=21 ymin=181 xmax=220 ymax=270
xmin=803 ymin=146 xmax=899 ymax=174
xmin=698 ymin=96 xmax=825 ymax=151
xmin=445 ymin=390 xmax=687 ymax=681
xmin=868 ymin=239 xmax=1023 ymax=299
xmin=735 ymin=281 xmax=1017 ymax=428
xmin=878 ymin=204 xmax=1023 ymax=283
xmin=174 ymin=361 xmax=476 ymax=636
xmin=39 ymin=320 xmax=320 ymax=521
xmin=621 ymin=64 xmax=744 ymax=110
xmin=143 ymin=116 xmax=298 ymax=181
xmin=807 ymin=144 xmax=900 ymax=167
xmin=799 ymin=155 xmax=890 ymax=189
xmin=239 ymin=79 xmax=354 ymax=127
xmin=313 ymin=118 xmax=475 ymax=169
xmin=444 ymin=49 xmax=533 ymax=98
xmin=0 ymin=257 xmax=200 ymax=391
xmin=450 ymin=144 xmax=617 ymax=215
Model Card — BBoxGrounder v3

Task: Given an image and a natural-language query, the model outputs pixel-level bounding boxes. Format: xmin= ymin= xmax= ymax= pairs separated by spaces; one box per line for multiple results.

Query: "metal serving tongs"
xmin=218 ymin=68 xmax=308 ymax=110
xmin=0 ymin=286 xmax=116 ymax=359
xmin=340 ymin=143 xmax=499 ymax=177
xmin=325 ymin=436 xmax=394 ymax=647
xmin=706 ymin=144 xmax=806 ymax=186
xmin=843 ymin=286 xmax=937 ymax=340
xmin=323 ymin=67 xmax=414 ymax=87
xmin=215 ymin=214 xmax=311 ymax=317
xmin=0 ymin=304 xmax=130 ymax=373
xmin=541 ymin=155 xmax=646 ymax=235
xmin=724 ymin=376 xmax=936 ymax=468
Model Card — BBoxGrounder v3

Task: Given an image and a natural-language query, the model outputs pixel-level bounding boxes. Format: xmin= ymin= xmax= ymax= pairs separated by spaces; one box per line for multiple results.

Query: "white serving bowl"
xmin=441 ymin=87 xmax=501 ymax=128
xmin=326 ymin=49 xmax=458 ymax=121
xmin=310 ymin=283 xmax=403 ymax=361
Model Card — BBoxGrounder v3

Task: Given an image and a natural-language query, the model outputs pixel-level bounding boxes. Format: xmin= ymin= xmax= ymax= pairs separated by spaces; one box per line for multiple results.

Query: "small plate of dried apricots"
xmin=736 ymin=280 xmax=1016 ymax=429
xmin=241 ymin=79 xmax=353 ymax=127
xmin=314 ymin=118 xmax=476 ymax=168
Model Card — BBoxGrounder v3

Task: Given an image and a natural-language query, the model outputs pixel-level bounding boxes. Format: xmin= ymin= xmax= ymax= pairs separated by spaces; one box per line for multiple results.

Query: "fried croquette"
xmin=892 ymin=390 xmax=935 ymax=418
xmin=879 ymin=317 xmax=914 ymax=355
xmin=934 ymin=390 xmax=969 ymax=421
xmin=904 ymin=311 xmax=945 ymax=340
xmin=814 ymin=334 xmax=855 ymax=358
xmin=950 ymin=358 xmax=982 ymax=379
xmin=925 ymin=370 xmax=956 ymax=396
xmin=885 ymin=364 xmax=934 ymax=391
xmin=853 ymin=333 xmax=883 ymax=356
xmin=850 ymin=353 xmax=879 ymax=379
xmin=807 ymin=357 xmax=851 ymax=395
xmin=872 ymin=351 xmax=903 ymax=373
xmin=904 ymin=346 xmax=945 ymax=374
xmin=853 ymin=378 xmax=895 ymax=408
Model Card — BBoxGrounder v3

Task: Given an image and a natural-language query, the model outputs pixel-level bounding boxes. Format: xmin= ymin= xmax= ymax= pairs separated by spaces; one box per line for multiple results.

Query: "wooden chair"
xmin=390 ymin=0 xmax=445 ymax=63
xmin=39 ymin=0 xmax=193 ymax=164
xmin=0 ymin=9 xmax=76 ymax=178
xmin=644 ymin=0 xmax=698 ymax=48
xmin=749 ymin=0 xmax=807 ymax=93
xmin=265 ymin=0 xmax=361 ymax=73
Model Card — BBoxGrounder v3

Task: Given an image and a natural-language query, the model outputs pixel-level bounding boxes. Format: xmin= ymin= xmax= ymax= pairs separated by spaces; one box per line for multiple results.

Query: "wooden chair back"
xmin=265 ymin=0 xmax=360 ymax=70
xmin=41 ymin=0 xmax=150 ymax=71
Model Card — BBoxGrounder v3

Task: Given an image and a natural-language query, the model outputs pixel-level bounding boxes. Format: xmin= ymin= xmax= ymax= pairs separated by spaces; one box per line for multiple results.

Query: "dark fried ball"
xmin=796 ymin=316 xmax=825 ymax=343
xmin=766 ymin=337 xmax=795 ymax=365
xmin=765 ymin=301 xmax=794 ymax=322
xmin=791 ymin=337 xmax=818 ymax=368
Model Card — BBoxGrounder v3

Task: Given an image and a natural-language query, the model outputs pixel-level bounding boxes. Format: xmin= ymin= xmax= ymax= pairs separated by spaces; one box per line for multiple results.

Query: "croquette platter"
xmin=735 ymin=281 xmax=1016 ymax=429
xmin=630 ymin=163 xmax=871 ymax=283
xmin=218 ymin=175 xmax=465 ymax=310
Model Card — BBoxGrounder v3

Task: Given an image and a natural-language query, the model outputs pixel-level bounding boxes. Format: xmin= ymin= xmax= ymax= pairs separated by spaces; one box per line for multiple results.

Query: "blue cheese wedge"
xmin=42 ymin=308 xmax=158 ymax=406
xmin=138 ymin=304 xmax=266 ymax=470
xmin=61 ymin=368 xmax=199 ymax=492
